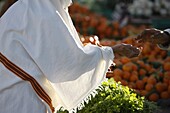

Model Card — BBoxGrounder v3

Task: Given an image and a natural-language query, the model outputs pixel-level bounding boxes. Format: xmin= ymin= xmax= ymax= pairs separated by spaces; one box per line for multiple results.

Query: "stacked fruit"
xmin=70 ymin=2 xmax=170 ymax=102
xmin=69 ymin=3 xmax=129 ymax=39
xmin=103 ymin=37 xmax=170 ymax=102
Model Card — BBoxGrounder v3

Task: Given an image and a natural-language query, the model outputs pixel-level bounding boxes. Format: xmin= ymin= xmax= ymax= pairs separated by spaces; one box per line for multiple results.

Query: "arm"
xmin=135 ymin=28 xmax=170 ymax=50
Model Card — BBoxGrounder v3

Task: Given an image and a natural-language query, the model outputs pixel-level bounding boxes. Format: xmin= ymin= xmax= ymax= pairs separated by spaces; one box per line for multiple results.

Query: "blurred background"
xmin=1 ymin=0 xmax=170 ymax=105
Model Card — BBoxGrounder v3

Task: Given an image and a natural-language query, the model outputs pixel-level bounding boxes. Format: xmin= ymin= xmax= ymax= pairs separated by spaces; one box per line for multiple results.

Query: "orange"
xmin=122 ymin=63 xmax=133 ymax=72
xmin=136 ymin=60 xmax=145 ymax=68
xmin=145 ymin=83 xmax=154 ymax=91
xmin=163 ymin=62 xmax=170 ymax=71
xmin=120 ymin=57 xmax=130 ymax=64
xmin=122 ymin=71 xmax=131 ymax=80
xmin=148 ymin=93 xmax=159 ymax=102
xmin=140 ymin=90 xmax=148 ymax=96
xmin=132 ymin=64 xmax=138 ymax=71
xmin=144 ymin=64 xmax=152 ymax=72
xmin=120 ymin=80 xmax=128 ymax=86
xmin=142 ymin=76 xmax=148 ymax=84
xmin=139 ymin=68 xmax=147 ymax=76
xmin=160 ymin=51 xmax=167 ymax=58
xmin=131 ymin=71 xmax=138 ymax=76
xmin=136 ymin=80 xmax=145 ymax=90
xmin=147 ymin=76 xmax=157 ymax=85
xmin=129 ymin=74 xmax=138 ymax=82
xmin=113 ymin=68 xmax=123 ymax=77
xmin=155 ymin=82 xmax=166 ymax=93
xmin=160 ymin=91 xmax=170 ymax=99
xmin=113 ymin=75 xmax=122 ymax=82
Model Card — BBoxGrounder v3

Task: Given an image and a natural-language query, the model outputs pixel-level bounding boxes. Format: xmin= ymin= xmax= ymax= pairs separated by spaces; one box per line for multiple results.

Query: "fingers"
xmin=121 ymin=44 xmax=141 ymax=58
xmin=151 ymin=31 xmax=169 ymax=44
xmin=112 ymin=43 xmax=142 ymax=59
xmin=135 ymin=30 xmax=148 ymax=43
xmin=128 ymin=46 xmax=141 ymax=58
xmin=135 ymin=29 xmax=160 ymax=43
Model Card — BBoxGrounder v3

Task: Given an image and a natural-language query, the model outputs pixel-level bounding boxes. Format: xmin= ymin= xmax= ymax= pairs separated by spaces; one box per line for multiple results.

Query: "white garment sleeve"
xmin=0 ymin=0 xmax=114 ymax=110
xmin=157 ymin=29 xmax=170 ymax=50
xmin=20 ymin=10 xmax=114 ymax=83
xmin=21 ymin=8 xmax=114 ymax=109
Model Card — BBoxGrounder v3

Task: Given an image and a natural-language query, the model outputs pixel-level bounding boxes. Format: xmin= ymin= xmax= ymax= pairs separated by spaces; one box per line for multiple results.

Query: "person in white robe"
xmin=135 ymin=28 xmax=170 ymax=50
xmin=0 ymin=0 xmax=141 ymax=113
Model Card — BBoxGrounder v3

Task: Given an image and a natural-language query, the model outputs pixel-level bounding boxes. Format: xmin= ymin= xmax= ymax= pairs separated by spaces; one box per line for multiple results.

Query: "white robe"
xmin=158 ymin=29 xmax=170 ymax=50
xmin=0 ymin=0 xmax=114 ymax=113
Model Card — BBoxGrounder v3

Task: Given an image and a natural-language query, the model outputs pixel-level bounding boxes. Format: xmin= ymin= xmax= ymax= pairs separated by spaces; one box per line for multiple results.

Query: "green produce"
xmin=57 ymin=78 xmax=158 ymax=113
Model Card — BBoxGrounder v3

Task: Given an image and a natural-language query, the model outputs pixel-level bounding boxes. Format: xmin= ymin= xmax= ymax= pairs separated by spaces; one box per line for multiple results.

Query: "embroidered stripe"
xmin=0 ymin=57 xmax=50 ymax=103
xmin=0 ymin=54 xmax=50 ymax=105
xmin=0 ymin=52 xmax=55 ymax=113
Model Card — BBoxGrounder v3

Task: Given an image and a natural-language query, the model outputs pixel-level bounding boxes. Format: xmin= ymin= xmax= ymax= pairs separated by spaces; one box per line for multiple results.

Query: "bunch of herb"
xmin=57 ymin=78 xmax=158 ymax=113
xmin=77 ymin=78 xmax=157 ymax=113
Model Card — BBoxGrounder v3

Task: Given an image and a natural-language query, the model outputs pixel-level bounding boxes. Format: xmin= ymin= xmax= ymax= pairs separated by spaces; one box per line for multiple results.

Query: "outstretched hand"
xmin=112 ymin=43 xmax=141 ymax=58
xmin=135 ymin=28 xmax=170 ymax=45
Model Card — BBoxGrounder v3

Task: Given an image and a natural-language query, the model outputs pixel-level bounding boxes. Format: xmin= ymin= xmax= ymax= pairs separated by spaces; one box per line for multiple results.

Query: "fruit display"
xmin=103 ymin=37 xmax=170 ymax=102
xmin=69 ymin=3 xmax=129 ymax=39
xmin=69 ymin=3 xmax=170 ymax=102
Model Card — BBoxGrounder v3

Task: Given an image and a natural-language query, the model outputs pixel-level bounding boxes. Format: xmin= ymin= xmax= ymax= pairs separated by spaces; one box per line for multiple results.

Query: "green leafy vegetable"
xmin=57 ymin=78 xmax=158 ymax=113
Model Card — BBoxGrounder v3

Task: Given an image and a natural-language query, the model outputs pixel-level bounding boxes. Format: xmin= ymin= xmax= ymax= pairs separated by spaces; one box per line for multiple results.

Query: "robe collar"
xmin=51 ymin=0 xmax=72 ymax=9
xmin=60 ymin=0 xmax=72 ymax=9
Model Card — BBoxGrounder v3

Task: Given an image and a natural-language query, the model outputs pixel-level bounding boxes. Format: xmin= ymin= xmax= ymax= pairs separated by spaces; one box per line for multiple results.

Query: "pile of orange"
xmin=69 ymin=2 xmax=170 ymax=102
xmin=69 ymin=3 xmax=129 ymax=39
xmin=104 ymin=38 xmax=170 ymax=102
xmin=81 ymin=34 xmax=170 ymax=102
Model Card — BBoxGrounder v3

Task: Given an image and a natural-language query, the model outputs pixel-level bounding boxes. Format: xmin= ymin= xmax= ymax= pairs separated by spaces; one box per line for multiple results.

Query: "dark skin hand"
xmin=112 ymin=43 xmax=141 ymax=58
xmin=85 ymin=36 xmax=141 ymax=58
xmin=135 ymin=28 xmax=170 ymax=45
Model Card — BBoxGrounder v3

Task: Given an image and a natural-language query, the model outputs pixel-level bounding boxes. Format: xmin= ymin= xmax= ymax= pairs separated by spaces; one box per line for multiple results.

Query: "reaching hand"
xmin=135 ymin=28 xmax=170 ymax=45
xmin=112 ymin=43 xmax=141 ymax=58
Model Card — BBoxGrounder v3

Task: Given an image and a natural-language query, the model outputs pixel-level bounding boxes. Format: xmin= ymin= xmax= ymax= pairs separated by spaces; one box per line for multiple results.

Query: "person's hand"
xmin=135 ymin=28 xmax=170 ymax=45
xmin=112 ymin=43 xmax=141 ymax=58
